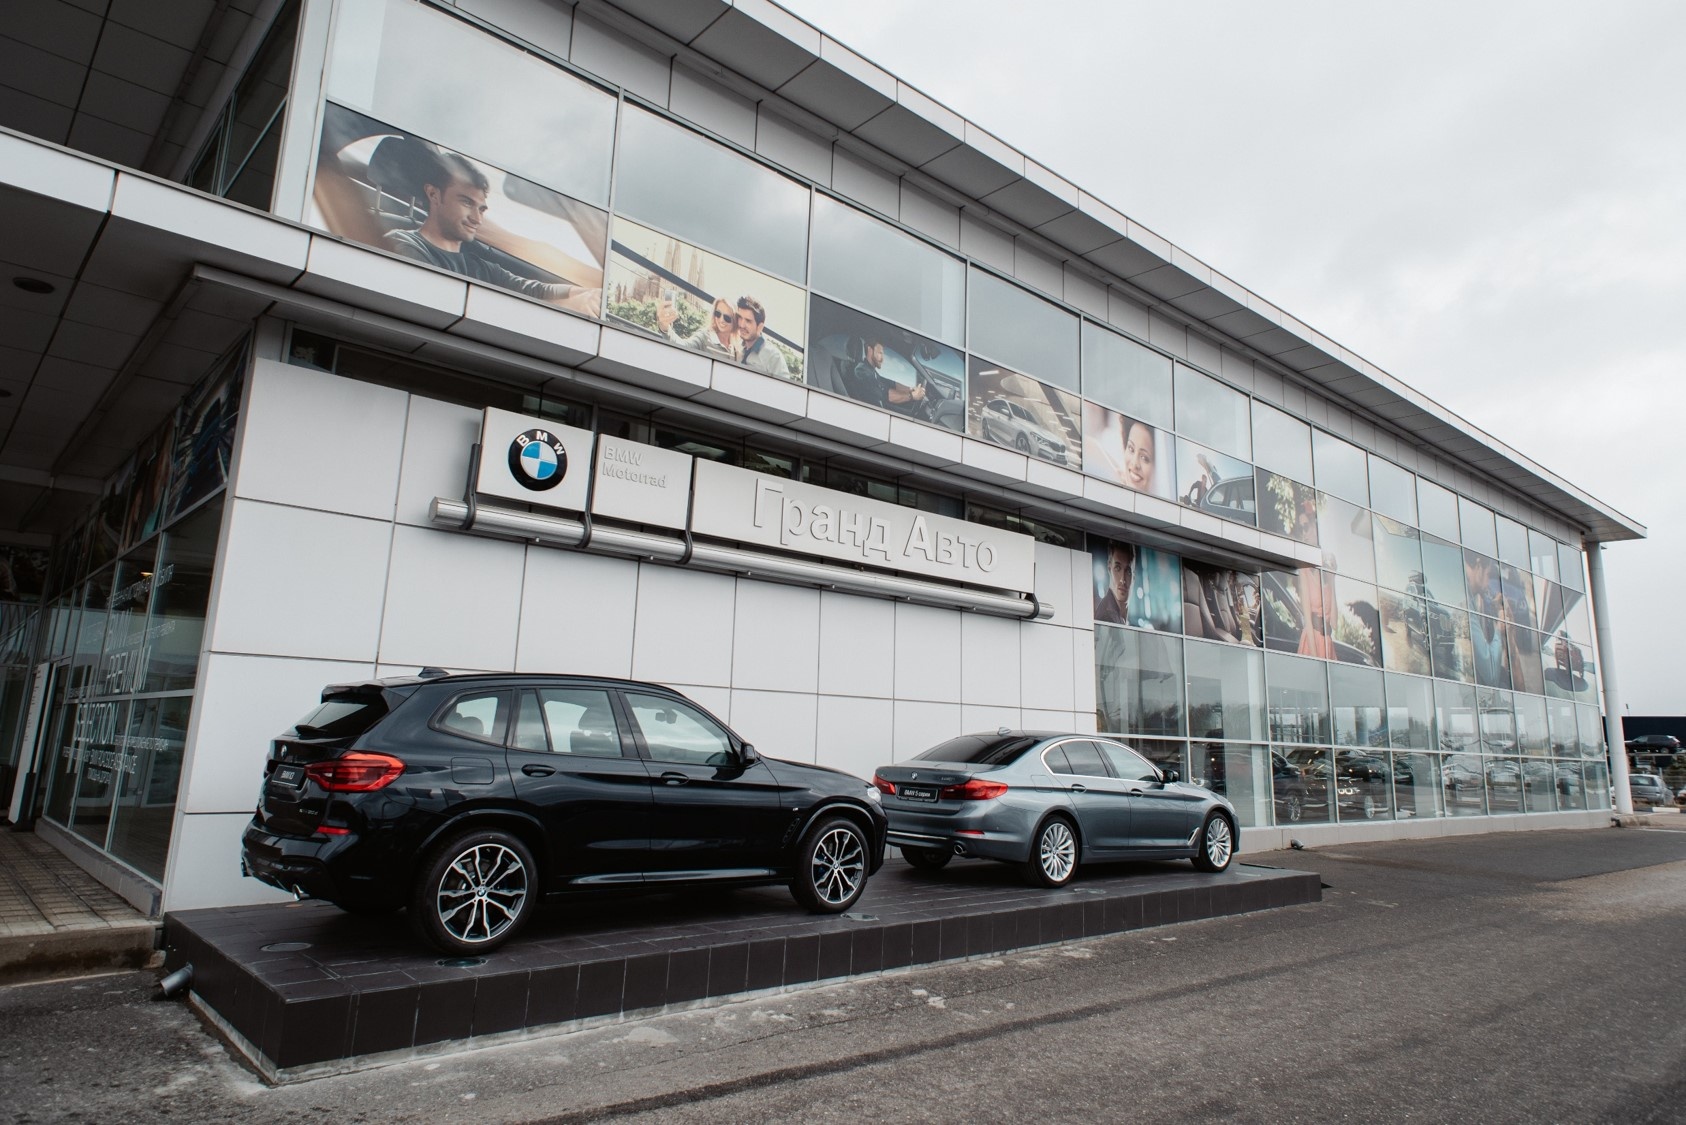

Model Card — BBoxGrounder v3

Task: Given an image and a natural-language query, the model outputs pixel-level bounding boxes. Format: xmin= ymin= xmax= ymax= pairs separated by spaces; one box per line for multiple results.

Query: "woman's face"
xmin=1122 ymin=423 xmax=1155 ymax=491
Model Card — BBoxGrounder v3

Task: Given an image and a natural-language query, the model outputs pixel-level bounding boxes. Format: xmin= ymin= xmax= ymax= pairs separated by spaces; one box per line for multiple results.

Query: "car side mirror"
xmin=740 ymin=743 xmax=759 ymax=765
xmin=1160 ymin=768 xmax=1180 ymax=784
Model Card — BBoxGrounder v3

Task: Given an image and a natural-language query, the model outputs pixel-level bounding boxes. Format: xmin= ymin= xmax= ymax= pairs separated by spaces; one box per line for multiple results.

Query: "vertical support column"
xmin=1585 ymin=543 xmax=1632 ymax=815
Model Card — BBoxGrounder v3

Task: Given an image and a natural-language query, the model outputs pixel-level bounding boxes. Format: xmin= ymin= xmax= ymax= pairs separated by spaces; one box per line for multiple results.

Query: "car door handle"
xmin=1068 ymin=783 xmax=1087 ymax=792
xmin=522 ymin=764 xmax=556 ymax=777
xmin=660 ymin=772 xmax=689 ymax=785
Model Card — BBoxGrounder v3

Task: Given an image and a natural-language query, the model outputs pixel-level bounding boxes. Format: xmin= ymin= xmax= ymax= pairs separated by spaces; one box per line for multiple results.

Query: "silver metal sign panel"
xmin=590 ymin=436 xmax=693 ymax=530
xmin=476 ymin=408 xmax=593 ymax=512
xmin=691 ymin=461 xmax=1037 ymax=593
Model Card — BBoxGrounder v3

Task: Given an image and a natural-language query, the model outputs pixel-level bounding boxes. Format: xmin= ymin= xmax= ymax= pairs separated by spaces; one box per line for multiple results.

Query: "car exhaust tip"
xmin=952 ymin=842 xmax=967 ymax=857
xmin=158 ymin=963 xmax=193 ymax=999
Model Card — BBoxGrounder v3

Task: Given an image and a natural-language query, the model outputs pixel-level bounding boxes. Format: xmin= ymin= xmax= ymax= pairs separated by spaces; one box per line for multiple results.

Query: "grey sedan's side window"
xmin=625 ymin=692 xmax=735 ymax=766
xmin=1059 ymin=741 xmax=1111 ymax=778
xmin=1098 ymin=740 xmax=1160 ymax=783
xmin=1042 ymin=745 xmax=1074 ymax=774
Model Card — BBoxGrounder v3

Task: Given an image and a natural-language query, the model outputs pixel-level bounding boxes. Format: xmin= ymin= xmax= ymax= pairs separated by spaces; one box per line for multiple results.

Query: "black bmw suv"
xmin=242 ymin=672 xmax=887 ymax=954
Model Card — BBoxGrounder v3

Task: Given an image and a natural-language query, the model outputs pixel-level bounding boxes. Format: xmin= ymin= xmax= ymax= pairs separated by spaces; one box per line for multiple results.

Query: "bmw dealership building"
xmin=0 ymin=0 xmax=1645 ymax=915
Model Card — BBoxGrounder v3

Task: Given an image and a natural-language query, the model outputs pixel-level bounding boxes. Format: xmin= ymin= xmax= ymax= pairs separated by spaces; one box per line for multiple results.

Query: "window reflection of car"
xmin=1332 ymin=751 xmax=1391 ymax=819
xmin=1271 ymin=751 xmax=1322 ymax=824
xmin=1629 ymin=773 xmax=1672 ymax=806
xmin=1442 ymin=754 xmax=1485 ymax=794
xmin=979 ymin=398 xmax=1068 ymax=464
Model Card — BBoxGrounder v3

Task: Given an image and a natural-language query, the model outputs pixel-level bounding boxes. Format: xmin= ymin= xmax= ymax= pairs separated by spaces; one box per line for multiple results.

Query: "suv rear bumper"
xmin=241 ymin=822 xmax=402 ymax=908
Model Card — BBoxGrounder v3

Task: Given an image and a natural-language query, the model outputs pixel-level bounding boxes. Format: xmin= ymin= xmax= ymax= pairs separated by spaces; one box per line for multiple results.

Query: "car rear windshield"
xmin=292 ymin=694 xmax=389 ymax=739
xmin=912 ymin=735 xmax=1040 ymax=766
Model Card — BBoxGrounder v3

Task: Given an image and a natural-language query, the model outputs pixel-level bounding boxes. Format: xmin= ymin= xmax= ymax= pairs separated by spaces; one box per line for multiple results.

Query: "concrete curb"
xmin=0 ymin=923 xmax=161 ymax=986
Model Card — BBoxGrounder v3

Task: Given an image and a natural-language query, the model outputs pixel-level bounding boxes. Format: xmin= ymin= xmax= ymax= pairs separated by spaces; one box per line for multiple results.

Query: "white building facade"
xmin=0 ymin=0 xmax=1644 ymax=915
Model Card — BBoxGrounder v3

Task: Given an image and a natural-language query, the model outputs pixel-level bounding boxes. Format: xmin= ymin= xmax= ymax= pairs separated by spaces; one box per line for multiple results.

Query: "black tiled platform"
xmin=164 ymin=857 xmax=1319 ymax=1080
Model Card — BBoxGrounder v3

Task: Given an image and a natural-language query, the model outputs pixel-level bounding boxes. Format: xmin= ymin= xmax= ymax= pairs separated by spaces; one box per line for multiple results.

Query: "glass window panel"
xmin=106 ymin=695 xmax=191 ymax=880
xmin=1090 ymin=540 xmax=1182 ymax=633
xmin=1484 ymin=755 xmax=1523 ymax=814
xmin=1251 ymin=401 xmax=1312 ymax=482
xmin=1521 ymin=758 xmax=1557 ymax=812
xmin=1312 ymin=430 xmax=1368 ymax=506
xmin=1189 ymin=742 xmax=1269 ymax=828
xmin=68 ymin=698 xmax=133 ymax=849
xmin=1277 ymin=746 xmax=1333 ymax=824
xmin=810 ymin=195 xmax=964 ymax=345
xmin=1182 ymin=562 xmax=1262 ymax=648
xmin=1316 ymin=494 xmax=1376 ymax=582
xmin=1553 ymin=760 xmax=1589 ymax=810
xmin=1457 ymin=496 xmax=1497 ymax=556
xmin=967 ymin=268 xmax=1079 ymax=391
xmin=1257 ymin=470 xmax=1319 ymax=546
xmin=1265 ymin=651 xmax=1330 ymax=745
xmin=1495 ymin=516 xmax=1530 ymax=571
xmin=1094 ymin=625 xmax=1185 ymax=737
xmin=1429 ymin=603 xmax=1475 ymax=684
xmin=1546 ymin=696 xmax=1578 ymax=756
xmin=1476 ymin=687 xmax=1515 ymax=755
xmin=1418 ymin=534 xmax=1466 ymax=609
xmin=1385 ymin=673 xmax=1434 ymax=750
xmin=1082 ymin=322 xmax=1172 ymax=429
xmin=1508 ymin=627 xmax=1545 ymax=697
xmin=1513 ymin=693 xmax=1550 ymax=756
xmin=1261 ymin=568 xmax=1334 ymax=659
xmin=1557 ymin=542 xmax=1585 ymax=591
xmin=1130 ymin=738 xmax=1187 ymax=781
xmin=1367 ymin=456 xmax=1416 ymax=525
xmin=1173 ymin=365 xmax=1250 ymax=460
xmin=1543 ymin=630 xmax=1595 ymax=701
xmin=1393 ymin=751 xmax=1444 ymax=819
xmin=969 ymin=357 xmax=1084 ymax=469
xmin=1498 ymin=562 xmax=1538 ymax=632
xmin=1576 ymin=704 xmax=1606 ymax=760
xmin=1331 ymin=575 xmax=1382 ymax=668
xmin=1379 ymin=590 xmax=1431 ymax=676
xmin=327 ymin=0 xmax=616 ymax=206
xmin=1528 ymin=529 xmax=1559 ymax=581
xmin=142 ymin=502 xmax=220 ymax=693
xmin=1469 ymin=613 xmax=1512 ymax=690
xmin=1175 ymin=439 xmax=1255 ymax=526
xmin=1083 ymin=401 xmax=1173 ymax=499
xmin=1434 ymin=679 xmax=1479 ymax=755
xmin=1329 ymin=663 xmax=1386 ymax=748
xmin=616 ymin=106 xmax=809 ymax=280
xmin=1184 ymin=640 xmax=1264 ymax=742
xmin=1373 ymin=515 xmax=1422 ymax=596
xmin=1417 ymin=478 xmax=1460 ymax=542
xmin=1334 ymin=748 xmax=1394 ymax=821
xmin=1584 ymin=760 xmax=1611 ymax=810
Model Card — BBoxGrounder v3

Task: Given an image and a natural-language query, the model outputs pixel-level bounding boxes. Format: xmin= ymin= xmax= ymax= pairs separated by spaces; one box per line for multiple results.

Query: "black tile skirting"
xmin=164 ymin=857 xmax=1320 ymax=1081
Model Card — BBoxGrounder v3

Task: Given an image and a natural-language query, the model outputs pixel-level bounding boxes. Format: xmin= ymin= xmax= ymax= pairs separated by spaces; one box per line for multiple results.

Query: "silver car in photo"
xmin=872 ymin=732 xmax=1237 ymax=887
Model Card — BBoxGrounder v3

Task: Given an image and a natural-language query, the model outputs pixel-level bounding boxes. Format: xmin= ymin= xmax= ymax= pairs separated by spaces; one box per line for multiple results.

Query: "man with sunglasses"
xmin=656 ymin=295 xmax=740 ymax=358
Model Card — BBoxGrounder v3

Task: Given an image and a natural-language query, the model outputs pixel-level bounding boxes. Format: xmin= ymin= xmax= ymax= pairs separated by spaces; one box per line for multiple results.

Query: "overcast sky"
xmin=779 ymin=0 xmax=1686 ymax=719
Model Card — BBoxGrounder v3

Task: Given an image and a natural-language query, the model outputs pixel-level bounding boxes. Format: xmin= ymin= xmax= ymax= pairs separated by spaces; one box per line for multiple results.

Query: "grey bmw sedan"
xmin=872 ymin=732 xmax=1237 ymax=887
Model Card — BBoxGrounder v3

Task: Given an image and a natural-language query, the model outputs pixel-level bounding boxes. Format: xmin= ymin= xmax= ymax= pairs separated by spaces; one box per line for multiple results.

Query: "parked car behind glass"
xmin=242 ymin=672 xmax=886 ymax=954
xmin=872 ymin=732 xmax=1236 ymax=888
xmin=1628 ymin=773 xmax=1673 ymax=807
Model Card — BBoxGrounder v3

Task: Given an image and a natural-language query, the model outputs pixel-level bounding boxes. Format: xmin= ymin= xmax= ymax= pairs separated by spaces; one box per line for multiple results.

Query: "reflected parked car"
xmin=1629 ymin=773 xmax=1673 ymax=807
xmin=1332 ymin=751 xmax=1391 ymax=820
xmin=242 ymin=672 xmax=887 ymax=954
xmin=873 ymin=732 xmax=1237 ymax=887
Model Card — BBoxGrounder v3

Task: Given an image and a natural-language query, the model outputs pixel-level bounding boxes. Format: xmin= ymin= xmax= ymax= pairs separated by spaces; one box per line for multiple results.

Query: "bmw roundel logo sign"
xmin=508 ymin=429 xmax=568 ymax=491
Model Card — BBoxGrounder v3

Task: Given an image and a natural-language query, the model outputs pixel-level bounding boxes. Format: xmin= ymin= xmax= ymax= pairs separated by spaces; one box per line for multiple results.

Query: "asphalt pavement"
xmin=4 ymin=821 xmax=1685 ymax=1123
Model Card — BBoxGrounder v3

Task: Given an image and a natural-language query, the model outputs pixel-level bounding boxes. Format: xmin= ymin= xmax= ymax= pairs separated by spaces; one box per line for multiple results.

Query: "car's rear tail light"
xmin=315 ymin=825 xmax=351 ymax=836
xmin=304 ymin=752 xmax=405 ymax=792
xmin=872 ymin=775 xmax=896 ymax=796
xmin=939 ymin=778 xmax=1008 ymax=801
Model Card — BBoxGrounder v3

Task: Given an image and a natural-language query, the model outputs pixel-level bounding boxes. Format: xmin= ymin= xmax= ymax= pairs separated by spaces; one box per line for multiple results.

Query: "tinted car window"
xmin=437 ymin=690 xmax=507 ymax=744
xmin=1059 ymin=741 xmax=1110 ymax=777
xmin=1098 ymin=740 xmax=1160 ymax=782
xmin=293 ymin=694 xmax=387 ymax=738
xmin=514 ymin=688 xmax=623 ymax=757
xmin=1042 ymin=745 xmax=1074 ymax=774
xmin=626 ymin=692 xmax=734 ymax=766
xmin=914 ymin=735 xmax=1040 ymax=766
